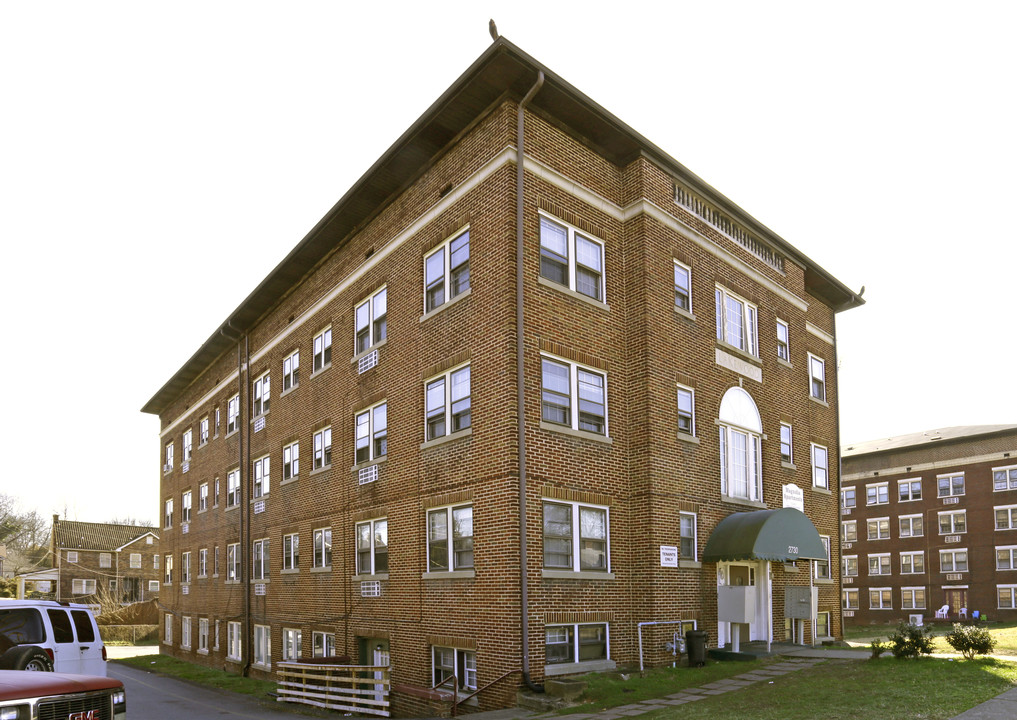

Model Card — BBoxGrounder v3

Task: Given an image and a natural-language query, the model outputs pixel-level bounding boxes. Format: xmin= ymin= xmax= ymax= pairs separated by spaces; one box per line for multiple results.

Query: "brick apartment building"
xmin=142 ymin=38 xmax=862 ymax=712
xmin=51 ymin=517 xmax=160 ymax=606
xmin=841 ymin=425 xmax=1017 ymax=626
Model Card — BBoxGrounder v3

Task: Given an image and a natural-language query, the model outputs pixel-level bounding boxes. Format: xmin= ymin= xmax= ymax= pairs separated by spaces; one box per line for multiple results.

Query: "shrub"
xmin=945 ymin=623 xmax=995 ymax=660
xmin=869 ymin=638 xmax=888 ymax=659
xmin=887 ymin=622 xmax=935 ymax=659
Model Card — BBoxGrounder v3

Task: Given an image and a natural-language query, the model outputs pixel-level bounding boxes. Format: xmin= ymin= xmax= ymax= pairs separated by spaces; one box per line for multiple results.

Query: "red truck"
xmin=0 ymin=669 xmax=126 ymax=719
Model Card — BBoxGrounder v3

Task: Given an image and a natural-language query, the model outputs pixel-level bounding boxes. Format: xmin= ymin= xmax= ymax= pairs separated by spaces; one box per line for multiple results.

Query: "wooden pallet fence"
xmin=276 ymin=662 xmax=390 ymax=716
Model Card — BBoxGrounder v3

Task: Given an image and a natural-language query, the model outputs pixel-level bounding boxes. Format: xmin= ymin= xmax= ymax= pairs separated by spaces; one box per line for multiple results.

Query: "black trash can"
xmin=685 ymin=630 xmax=708 ymax=667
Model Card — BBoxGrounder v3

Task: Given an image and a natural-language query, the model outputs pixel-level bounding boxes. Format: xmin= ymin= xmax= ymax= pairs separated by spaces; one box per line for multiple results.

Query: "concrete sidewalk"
xmin=949 ymin=687 xmax=1017 ymax=720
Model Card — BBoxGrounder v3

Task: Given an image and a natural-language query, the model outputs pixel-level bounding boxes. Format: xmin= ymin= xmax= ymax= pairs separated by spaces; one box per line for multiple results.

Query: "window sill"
xmin=280 ymin=384 xmax=299 ymax=399
xmin=782 ymin=461 xmax=797 ymax=470
xmin=197 ymin=649 xmax=209 ymax=656
xmin=352 ymin=456 xmax=387 ymax=472
xmin=310 ymin=363 xmax=332 ymax=379
xmin=809 ymin=395 xmax=829 ymax=408
xmin=422 ymin=570 xmax=475 ymax=580
xmin=351 ymin=338 xmax=388 ymax=364
xmin=280 ymin=568 xmax=299 ymax=576
xmin=251 ymin=411 xmax=269 ymax=424
xmin=811 ymin=486 xmax=832 ymax=495
xmin=715 ymin=340 xmax=762 ymax=366
xmin=674 ymin=305 xmax=696 ymax=323
xmin=542 ymin=569 xmax=615 ymax=580
xmin=677 ymin=432 xmax=699 ymax=445
xmin=251 ymin=495 xmax=269 ymax=504
xmin=353 ymin=573 xmax=390 ymax=582
xmin=281 ymin=476 xmax=298 ymax=486
xmin=309 ymin=464 xmax=333 ymax=477
xmin=680 ymin=560 xmax=701 ymax=570
xmin=540 ymin=421 xmax=612 ymax=445
xmin=311 ymin=566 xmax=332 ymax=574
xmin=777 ymin=358 xmax=793 ymax=370
xmin=537 ymin=276 xmax=610 ymax=312
xmin=722 ymin=496 xmax=767 ymax=510
xmin=420 ymin=427 xmax=472 ymax=451
xmin=814 ymin=578 xmax=834 ymax=585
xmin=225 ymin=504 xmax=239 ymax=512
xmin=226 ymin=428 xmax=239 ymax=439
xmin=420 ymin=287 xmax=472 ymax=323
xmin=545 ymin=659 xmax=616 ymax=677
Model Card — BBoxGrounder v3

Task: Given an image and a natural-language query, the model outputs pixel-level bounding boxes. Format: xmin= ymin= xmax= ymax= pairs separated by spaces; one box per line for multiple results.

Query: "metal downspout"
xmin=516 ymin=69 xmax=544 ymax=694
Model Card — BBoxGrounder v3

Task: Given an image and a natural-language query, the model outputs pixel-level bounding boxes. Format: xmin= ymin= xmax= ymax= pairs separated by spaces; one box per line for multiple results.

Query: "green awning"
xmin=702 ymin=507 xmax=827 ymax=562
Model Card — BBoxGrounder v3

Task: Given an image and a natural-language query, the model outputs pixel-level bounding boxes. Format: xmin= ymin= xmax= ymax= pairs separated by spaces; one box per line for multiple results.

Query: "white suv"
xmin=0 ymin=599 xmax=108 ymax=675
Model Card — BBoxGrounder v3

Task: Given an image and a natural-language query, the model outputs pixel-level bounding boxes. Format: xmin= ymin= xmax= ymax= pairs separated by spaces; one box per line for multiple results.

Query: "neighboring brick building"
xmin=51 ymin=517 xmax=160 ymax=606
xmin=841 ymin=425 xmax=1017 ymax=626
xmin=142 ymin=38 xmax=862 ymax=712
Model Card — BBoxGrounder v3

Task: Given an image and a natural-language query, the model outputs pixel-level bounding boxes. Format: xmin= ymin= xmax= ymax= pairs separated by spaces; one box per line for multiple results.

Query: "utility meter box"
xmin=785 ymin=587 xmax=817 ymax=619
xmin=718 ymin=585 xmax=755 ymax=623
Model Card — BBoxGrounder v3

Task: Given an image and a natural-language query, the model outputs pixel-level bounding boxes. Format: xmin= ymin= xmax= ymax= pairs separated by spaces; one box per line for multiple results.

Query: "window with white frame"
xmin=253 ymin=625 xmax=270 ymax=667
xmin=164 ymin=613 xmax=173 ymax=645
xmin=164 ymin=441 xmax=174 ymax=472
xmin=718 ymin=387 xmax=763 ymax=502
xmin=356 ymin=402 xmax=388 ymax=464
xmin=252 ymin=539 xmax=269 ymax=581
xmin=283 ymin=533 xmax=299 ymax=571
xmin=808 ymin=353 xmax=826 ymax=401
xmin=868 ymin=553 xmax=890 ymax=576
xmin=198 ymin=548 xmax=208 ymax=577
xmin=938 ymin=473 xmax=965 ymax=497
xmin=214 ymin=477 xmax=220 ymax=506
xmin=283 ymin=441 xmax=299 ymax=480
xmin=900 ymin=551 xmax=925 ymax=574
xmin=811 ymin=443 xmax=829 ymax=489
xmin=843 ymin=588 xmax=859 ymax=610
xmin=71 ymin=579 xmax=97 ymax=594
xmin=841 ymin=486 xmax=856 ymax=510
xmin=842 ymin=520 xmax=857 ymax=543
xmin=226 ymin=543 xmax=240 ymax=581
xmin=213 ymin=545 xmax=219 ymax=576
xmin=427 ymin=505 xmax=473 ymax=572
xmin=866 ymin=482 xmax=889 ymax=505
xmin=996 ymin=505 xmax=1017 ymax=530
xmin=673 ymin=260 xmax=691 ymax=312
xmin=198 ymin=618 xmax=209 ymax=653
xmin=153 ymin=555 xmax=158 ymax=569
xmin=425 ymin=229 xmax=470 ymax=312
xmin=676 ymin=384 xmax=695 ymax=436
xmin=1000 ymin=585 xmax=1017 ymax=609
xmin=867 ymin=517 xmax=890 ymax=540
xmin=545 ymin=623 xmax=609 ymax=666
xmin=181 ymin=551 xmax=191 ymax=583
xmin=164 ymin=555 xmax=173 ymax=585
xmin=253 ymin=372 xmax=270 ymax=417
xmin=994 ymin=465 xmax=1017 ymax=492
xmin=779 ymin=423 xmax=793 ymax=464
xmin=199 ymin=482 xmax=208 ymax=511
xmin=182 ymin=429 xmax=192 ymax=463
xmin=939 ymin=510 xmax=966 ymax=535
xmin=539 ymin=216 xmax=604 ymax=302
xmin=282 ymin=628 xmax=301 ymax=661
xmin=199 ymin=416 xmax=209 ymax=445
xmin=130 ymin=552 xmax=141 ymax=569
xmin=815 ymin=536 xmax=831 ymax=579
xmin=181 ymin=617 xmax=191 ymax=649
xmin=899 ymin=514 xmax=924 ymax=538
xmin=99 ymin=553 xmax=111 ymax=568
xmin=313 ymin=427 xmax=332 ymax=469
xmin=282 ymin=349 xmax=299 ymax=391
xmin=543 ymin=500 xmax=608 ymax=572
xmin=997 ymin=546 xmax=1017 ymax=570
xmin=313 ymin=327 xmax=332 ymax=373
xmin=776 ymin=318 xmax=790 ymax=361
xmin=898 ymin=478 xmax=922 ymax=502
xmin=356 ymin=287 xmax=387 ymax=353
xmin=313 ymin=528 xmax=332 ymax=568
xmin=312 ymin=632 xmax=335 ymax=658
xmin=680 ymin=512 xmax=697 ymax=561
xmin=182 ymin=490 xmax=192 ymax=522
xmin=164 ymin=498 xmax=173 ymax=528
xmin=425 ymin=365 xmax=471 ymax=440
xmin=432 ymin=646 xmax=477 ymax=691
xmin=252 ymin=455 xmax=270 ymax=499
xmin=869 ymin=588 xmax=892 ymax=609
xmin=227 ymin=394 xmax=240 ymax=435
xmin=901 ymin=587 xmax=926 ymax=610
xmin=715 ymin=285 xmax=758 ymax=356
xmin=227 ymin=468 xmax=240 ymax=507
xmin=940 ymin=549 xmax=968 ymax=572
xmin=817 ymin=611 xmax=830 ymax=638
xmin=214 ymin=407 xmax=220 ymax=436
xmin=842 ymin=555 xmax=858 ymax=577
xmin=227 ymin=621 xmax=242 ymax=661
xmin=541 ymin=357 xmax=606 ymax=436
xmin=356 ymin=518 xmax=389 ymax=575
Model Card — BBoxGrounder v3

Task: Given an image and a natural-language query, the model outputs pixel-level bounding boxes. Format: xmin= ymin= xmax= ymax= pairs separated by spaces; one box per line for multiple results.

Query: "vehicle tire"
xmin=0 ymin=646 xmax=54 ymax=671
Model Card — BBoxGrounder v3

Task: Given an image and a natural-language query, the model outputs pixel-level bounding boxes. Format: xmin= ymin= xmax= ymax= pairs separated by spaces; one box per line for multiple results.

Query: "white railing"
xmin=276 ymin=662 xmax=389 ymax=717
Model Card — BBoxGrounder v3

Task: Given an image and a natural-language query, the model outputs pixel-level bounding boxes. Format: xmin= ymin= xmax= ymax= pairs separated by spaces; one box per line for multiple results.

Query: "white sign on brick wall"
xmin=660 ymin=545 xmax=679 ymax=567
xmin=783 ymin=483 xmax=804 ymax=512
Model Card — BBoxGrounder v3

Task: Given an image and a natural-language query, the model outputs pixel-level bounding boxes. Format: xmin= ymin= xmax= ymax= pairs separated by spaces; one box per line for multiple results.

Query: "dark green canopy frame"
xmin=702 ymin=507 xmax=827 ymax=563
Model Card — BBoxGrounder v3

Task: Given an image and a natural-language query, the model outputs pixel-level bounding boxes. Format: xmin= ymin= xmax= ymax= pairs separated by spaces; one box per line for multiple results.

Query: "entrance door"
xmin=716 ymin=562 xmax=770 ymax=646
xmin=945 ymin=589 xmax=967 ymax=618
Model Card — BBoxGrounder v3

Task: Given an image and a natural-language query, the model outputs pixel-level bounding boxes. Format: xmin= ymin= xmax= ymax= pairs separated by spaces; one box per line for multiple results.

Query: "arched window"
xmin=718 ymin=387 xmax=763 ymax=502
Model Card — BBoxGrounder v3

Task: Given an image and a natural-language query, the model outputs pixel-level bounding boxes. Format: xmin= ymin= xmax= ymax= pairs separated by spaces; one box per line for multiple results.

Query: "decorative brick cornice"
xmin=539 ymin=339 xmax=608 ymax=372
xmin=542 ymin=485 xmax=612 ymax=507
xmin=425 ymin=634 xmax=477 ymax=650
xmin=425 ymin=350 xmax=471 ymax=380
xmin=543 ymin=611 xmax=614 ymax=624
xmin=425 ymin=490 xmax=473 ymax=510
xmin=537 ymin=200 xmax=607 ymax=241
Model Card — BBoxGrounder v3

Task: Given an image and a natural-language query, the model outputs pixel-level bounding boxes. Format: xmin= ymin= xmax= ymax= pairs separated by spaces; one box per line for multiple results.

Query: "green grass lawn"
xmin=115 ymin=655 xmax=277 ymax=698
xmin=844 ymin=621 xmax=1017 ymax=656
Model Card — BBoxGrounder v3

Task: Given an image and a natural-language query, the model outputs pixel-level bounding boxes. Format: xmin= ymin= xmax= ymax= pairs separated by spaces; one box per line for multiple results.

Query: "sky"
xmin=2 ymin=1 xmax=1014 ymax=525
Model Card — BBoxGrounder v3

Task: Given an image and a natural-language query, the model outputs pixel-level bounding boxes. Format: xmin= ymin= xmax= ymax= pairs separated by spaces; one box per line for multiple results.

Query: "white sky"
xmin=2 ymin=2 xmax=1014 ymax=525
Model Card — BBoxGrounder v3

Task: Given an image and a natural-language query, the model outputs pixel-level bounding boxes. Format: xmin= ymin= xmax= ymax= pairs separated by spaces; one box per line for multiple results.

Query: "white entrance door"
xmin=716 ymin=561 xmax=771 ymax=647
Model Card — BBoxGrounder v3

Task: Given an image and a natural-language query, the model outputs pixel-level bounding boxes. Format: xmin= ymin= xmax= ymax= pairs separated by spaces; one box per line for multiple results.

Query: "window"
xmin=938 ymin=510 xmax=966 ymax=535
xmin=898 ymin=479 xmax=922 ymax=502
xmin=541 ymin=357 xmax=606 ymax=435
xmin=164 ymin=555 xmax=173 ymax=585
xmin=816 ymin=612 xmax=830 ymax=639
xmin=313 ymin=528 xmax=332 ymax=568
xmin=899 ymin=514 xmax=924 ymax=538
xmin=356 ymin=518 xmax=389 ymax=575
xmin=214 ymin=477 xmax=220 ymax=506
xmin=226 ymin=543 xmax=240 ymax=581
xmin=545 ymin=623 xmax=608 ymax=666
xmin=198 ymin=548 xmax=208 ymax=577
xmin=842 ymin=555 xmax=858 ymax=577
xmin=808 ymin=354 xmax=826 ymax=401
xmin=182 ymin=429 xmax=193 ymax=463
xmin=867 ymin=517 xmax=890 ymax=540
xmin=153 ymin=555 xmax=158 ymax=569
xmin=427 ymin=505 xmax=473 ymax=572
xmin=425 ymin=229 xmax=470 ymax=312
xmin=313 ymin=427 xmax=332 ymax=470
xmin=432 ymin=646 xmax=476 ymax=691
xmin=253 ymin=372 xmax=270 ymax=417
xmin=356 ymin=287 xmax=387 ymax=353
xmin=199 ymin=482 xmax=208 ymax=511
xmin=164 ymin=498 xmax=173 ymax=528
xmin=780 ymin=423 xmax=793 ymax=464
xmin=227 ymin=394 xmax=240 ymax=434
xmin=181 ymin=551 xmax=191 ymax=583
xmin=940 ymin=549 xmax=968 ymax=572
xmin=715 ymin=286 xmax=757 ymax=356
xmin=811 ymin=443 xmax=829 ymax=489
xmin=997 ymin=505 xmax=1017 ymax=530
xmin=182 ymin=490 xmax=192 ymax=522
xmin=996 ymin=546 xmax=1017 ymax=570
xmin=543 ymin=500 xmax=608 ymax=572
xmin=815 ymin=536 xmax=831 ymax=579
xmin=181 ymin=617 xmax=191 ymax=649
xmin=901 ymin=587 xmax=926 ymax=610
xmin=868 ymin=554 xmax=890 ymax=576
xmin=99 ymin=553 xmax=111 ymax=569
xmin=673 ymin=260 xmax=691 ymax=312
xmin=425 ymin=365 xmax=471 ymax=440
xmin=164 ymin=614 xmax=173 ymax=645
xmin=214 ymin=407 xmax=220 ymax=436
xmin=869 ymin=588 xmax=892 ymax=609
xmin=252 ymin=539 xmax=269 ymax=581
xmin=312 ymin=632 xmax=335 ymax=658
xmin=680 ymin=512 xmax=697 ymax=561
xmin=253 ymin=626 xmax=270 ymax=667
xmin=253 ymin=455 xmax=270 ymax=499
xmin=866 ymin=482 xmax=889 ymax=505
xmin=150 ymin=580 xmax=160 ymax=592
xmin=900 ymin=551 xmax=925 ymax=574
xmin=282 ymin=629 xmax=301 ymax=661
xmin=214 ymin=545 xmax=219 ymax=576
xmin=283 ymin=441 xmax=299 ymax=480
xmin=841 ymin=520 xmax=857 ymax=543
xmin=841 ymin=487 xmax=856 ymax=510
xmin=130 ymin=552 xmax=141 ymax=569
xmin=676 ymin=385 xmax=695 ymax=436
xmin=227 ymin=468 xmax=240 ymax=507
xmin=282 ymin=349 xmax=299 ymax=391
xmin=227 ymin=621 xmax=242 ymax=661
xmin=313 ymin=327 xmax=332 ymax=373
xmin=71 ymin=579 xmax=96 ymax=594
xmin=199 ymin=416 xmax=209 ymax=445
xmin=282 ymin=533 xmax=299 ymax=571
xmin=994 ymin=465 xmax=1017 ymax=492
xmin=843 ymin=588 xmax=859 ymax=610
xmin=198 ymin=618 xmax=209 ymax=653
xmin=356 ymin=402 xmax=388 ymax=464
xmin=164 ymin=441 xmax=174 ymax=472
xmin=776 ymin=319 xmax=790 ymax=361
xmin=938 ymin=473 xmax=965 ymax=497
xmin=539 ymin=216 xmax=604 ymax=302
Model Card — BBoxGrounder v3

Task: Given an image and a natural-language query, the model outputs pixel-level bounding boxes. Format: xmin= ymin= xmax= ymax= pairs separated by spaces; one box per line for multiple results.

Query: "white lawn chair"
xmin=934 ymin=604 xmax=949 ymax=619
xmin=959 ymin=607 xmax=967 ymax=619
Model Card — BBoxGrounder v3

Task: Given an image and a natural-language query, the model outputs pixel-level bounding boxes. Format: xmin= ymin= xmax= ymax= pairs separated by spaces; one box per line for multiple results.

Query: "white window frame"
xmin=164 ymin=441 xmax=174 ymax=472
xmin=355 ymin=286 xmax=388 ymax=354
xmin=226 ymin=468 xmax=240 ymax=507
xmin=253 ymin=371 xmax=270 ymax=417
xmin=869 ymin=588 xmax=892 ymax=610
xmin=996 ymin=505 xmax=1017 ymax=530
xmin=675 ymin=384 xmax=695 ymax=437
xmin=181 ymin=616 xmax=192 ymax=649
xmin=253 ymin=624 xmax=271 ymax=668
xmin=252 ymin=455 xmax=270 ymax=499
xmin=779 ymin=422 xmax=793 ymax=465
xmin=227 ymin=621 xmax=242 ymax=661
xmin=312 ymin=632 xmax=335 ymax=658
xmin=71 ymin=578 xmax=97 ymax=594
xmin=815 ymin=536 xmax=831 ymax=579
xmin=673 ymin=260 xmax=691 ymax=313
xmin=545 ymin=622 xmax=610 ymax=668
xmin=808 ymin=353 xmax=826 ymax=401
xmin=199 ymin=415 xmax=209 ymax=445
xmin=539 ymin=214 xmax=605 ymax=303
xmin=198 ymin=548 xmax=208 ymax=577
xmin=181 ymin=551 xmax=191 ymax=583
xmin=425 ymin=364 xmax=471 ymax=441
xmin=997 ymin=545 xmax=1017 ymax=570
xmin=226 ymin=543 xmax=240 ymax=582
xmin=899 ymin=514 xmax=924 ymax=538
xmin=719 ymin=423 xmax=762 ymax=503
xmin=164 ymin=613 xmax=173 ymax=645
xmin=199 ymin=482 xmax=208 ymax=511
xmin=356 ymin=402 xmax=388 ymax=464
xmin=715 ymin=285 xmax=758 ymax=356
xmin=164 ymin=498 xmax=173 ymax=528
xmin=312 ymin=327 xmax=332 ymax=374
xmin=867 ymin=517 xmax=890 ymax=541
xmin=940 ymin=548 xmax=968 ymax=573
xmin=680 ymin=512 xmax=697 ymax=562
xmin=313 ymin=427 xmax=332 ymax=470
xmin=164 ymin=554 xmax=173 ymax=585
xmin=841 ymin=520 xmax=857 ymax=543
xmin=866 ymin=482 xmax=889 ymax=505
xmin=542 ymin=500 xmax=610 ymax=573
xmin=282 ymin=628 xmax=302 ymax=661
xmin=938 ymin=510 xmax=967 ymax=535
xmin=283 ymin=441 xmax=299 ymax=481
xmin=182 ymin=429 xmax=192 ymax=463
xmin=252 ymin=539 xmax=269 ymax=581
xmin=181 ymin=490 xmax=192 ymax=522
xmin=901 ymin=587 xmax=926 ymax=610
xmin=842 ymin=555 xmax=858 ymax=577
xmin=867 ymin=553 xmax=891 ymax=576
xmin=541 ymin=355 xmax=607 ymax=437
xmin=776 ymin=318 xmax=790 ymax=361
xmin=811 ymin=443 xmax=829 ymax=489
xmin=841 ymin=486 xmax=856 ymax=509
xmin=900 ymin=551 xmax=925 ymax=574
xmin=842 ymin=588 xmax=859 ymax=610
xmin=994 ymin=465 xmax=1017 ymax=492
xmin=938 ymin=472 xmax=965 ymax=498
xmin=282 ymin=533 xmax=299 ymax=571
xmin=282 ymin=349 xmax=299 ymax=392
xmin=130 ymin=552 xmax=141 ymax=569
xmin=99 ymin=552 xmax=111 ymax=569
xmin=898 ymin=478 xmax=922 ymax=502
xmin=227 ymin=394 xmax=240 ymax=435
xmin=313 ymin=528 xmax=332 ymax=569
xmin=424 ymin=228 xmax=471 ymax=313
xmin=426 ymin=505 xmax=473 ymax=573
xmin=198 ymin=618 xmax=209 ymax=654
xmin=432 ymin=646 xmax=477 ymax=691
xmin=356 ymin=518 xmax=389 ymax=576
xmin=999 ymin=585 xmax=1017 ymax=609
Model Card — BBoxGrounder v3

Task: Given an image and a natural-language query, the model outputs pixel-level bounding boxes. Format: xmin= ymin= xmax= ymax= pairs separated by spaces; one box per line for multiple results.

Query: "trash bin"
xmin=685 ymin=630 xmax=708 ymax=668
